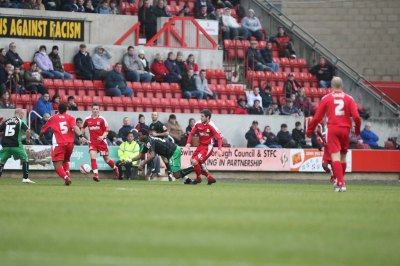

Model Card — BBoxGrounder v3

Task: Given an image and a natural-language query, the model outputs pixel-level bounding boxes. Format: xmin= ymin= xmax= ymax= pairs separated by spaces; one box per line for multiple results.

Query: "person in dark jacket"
xmin=310 ymin=57 xmax=335 ymax=88
xmin=73 ymin=44 xmax=99 ymax=80
xmin=270 ymin=26 xmax=296 ymax=58
xmin=245 ymin=121 xmax=268 ymax=148
xmin=164 ymin=52 xmax=182 ymax=82
xmin=153 ymin=0 xmax=171 ymax=17
xmin=176 ymin=51 xmax=188 ymax=79
xmin=48 ymin=45 xmax=73 ymax=80
xmin=247 ymin=40 xmax=271 ymax=71
xmin=277 ymin=123 xmax=297 ymax=148
xmin=234 ymin=98 xmax=249 ymax=115
xmin=118 ymin=117 xmax=134 ymax=142
xmin=284 ymin=72 xmax=302 ymax=99
xmin=105 ymin=63 xmax=133 ymax=97
xmin=281 ymin=98 xmax=303 ymax=117
xmin=138 ymin=0 xmax=157 ymax=41
xmin=294 ymin=87 xmax=312 ymax=117
xmin=67 ymin=96 xmax=78 ymax=111
xmin=260 ymin=41 xmax=279 ymax=72
xmin=194 ymin=0 xmax=214 ymax=16
xmin=181 ymin=69 xmax=203 ymax=99
xmin=6 ymin=42 xmax=24 ymax=68
xmin=260 ymin=85 xmax=273 ymax=109
xmin=150 ymin=53 xmax=178 ymax=82
xmin=248 ymin=99 xmax=264 ymax=115
xmin=262 ymin=126 xmax=282 ymax=148
xmin=135 ymin=114 xmax=149 ymax=131
xmin=292 ymin=121 xmax=310 ymax=148
xmin=24 ymin=62 xmax=48 ymax=95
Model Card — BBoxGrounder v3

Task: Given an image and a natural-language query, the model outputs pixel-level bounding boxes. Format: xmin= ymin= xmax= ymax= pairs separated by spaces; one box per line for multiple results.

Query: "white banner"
xmin=196 ymin=19 xmax=219 ymax=36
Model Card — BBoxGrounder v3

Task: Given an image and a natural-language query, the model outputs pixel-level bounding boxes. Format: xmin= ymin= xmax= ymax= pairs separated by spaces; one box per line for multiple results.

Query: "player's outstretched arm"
xmin=138 ymin=151 xmax=156 ymax=170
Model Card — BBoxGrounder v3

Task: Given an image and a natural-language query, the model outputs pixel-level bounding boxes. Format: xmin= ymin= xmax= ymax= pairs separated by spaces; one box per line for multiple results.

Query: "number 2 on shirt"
xmin=60 ymin=122 xmax=68 ymax=134
xmin=334 ymin=99 xmax=344 ymax=116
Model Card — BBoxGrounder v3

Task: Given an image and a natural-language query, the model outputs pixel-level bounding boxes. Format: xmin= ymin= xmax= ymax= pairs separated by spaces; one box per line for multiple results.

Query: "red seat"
xmin=207 ymin=100 xmax=217 ymax=112
xmin=216 ymin=99 xmax=228 ymax=114
xmin=112 ymin=97 xmax=124 ymax=111
xmin=198 ymin=99 xmax=208 ymax=110
xmin=160 ymin=98 xmax=171 ymax=112
xmin=384 ymin=141 xmax=396 ymax=150
xmin=82 ymin=96 xmax=92 ymax=105
xmin=169 ymin=98 xmax=180 ymax=113
xmin=188 ymin=99 xmax=200 ymax=113
xmin=43 ymin=79 xmax=53 ymax=88
xmin=139 ymin=97 xmax=152 ymax=112
xmin=63 ymin=64 xmax=75 ymax=73
xmin=179 ymin=98 xmax=190 ymax=113
xmin=92 ymin=96 xmax=102 ymax=104
xmin=151 ymin=98 xmax=163 ymax=112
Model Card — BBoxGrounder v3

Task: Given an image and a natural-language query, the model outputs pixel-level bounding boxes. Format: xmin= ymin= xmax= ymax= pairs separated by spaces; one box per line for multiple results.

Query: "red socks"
xmin=332 ymin=161 xmax=344 ymax=187
xmin=91 ymin=159 xmax=98 ymax=176
xmin=107 ymin=159 xmax=115 ymax=169
xmin=201 ymin=170 xmax=209 ymax=177
xmin=63 ymin=162 xmax=70 ymax=173
xmin=341 ymin=162 xmax=347 ymax=177
xmin=56 ymin=166 xmax=67 ymax=180
xmin=194 ymin=164 xmax=201 ymax=179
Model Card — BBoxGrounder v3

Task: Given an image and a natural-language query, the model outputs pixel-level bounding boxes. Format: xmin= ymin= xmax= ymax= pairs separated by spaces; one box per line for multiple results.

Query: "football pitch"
xmin=0 ymin=178 xmax=399 ymax=266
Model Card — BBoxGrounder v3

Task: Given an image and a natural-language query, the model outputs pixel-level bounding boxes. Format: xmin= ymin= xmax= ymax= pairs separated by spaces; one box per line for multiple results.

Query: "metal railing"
xmin=28 ymin=110 xmax=42 ymax=129
xmin=252 ymin=0 xmax=400 ymax=115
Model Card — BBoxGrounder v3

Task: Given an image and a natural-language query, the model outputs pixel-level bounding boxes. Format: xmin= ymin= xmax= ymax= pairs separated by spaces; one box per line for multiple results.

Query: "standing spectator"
xmin=116 ymin=132 xmax=141 ymax=180
xmin=262 ymin=126 xmax=282 ymax=148
xmin=6 ymin=42 xmax=24 ymax=68
xmin=164 ymin=52 xmax=182 ymax=82
xmin=52 ymin=94 xmax=60 ymax=110
xmin=122 ymin=46 xmax=152 ymax=82
xmin=294 ymin=87 xmax=312 ymax=117
xmin=186 ymin=118 xmax=196 ymax=135
xmin=92 ymin=45 xmax=112 ymax=80
xmin=105 ymin=63 xmax=133 ymax=97
xmin=310 ymin=57 xmax=336 ymax=88
xmin=241 ymin=9 xmax=263 ymax=41
xmin=24 ymin=62 xmax=48 ymax=94
xmin=109 ymin=0 xmax=120 ymax=14
xmin=247 ymin=87 xmax=263 ymax=108
xmin=234 ymin=98 xmax=248 ymax=114
xmin=118 ymin=117 xmax=134 ymax=142
xmin=73 ymin=44 xmax=99 ymax=80
xmin=135 ymin=114 xmax=149 ymax=131
xmin=260 ymin=85 xmax=273 ymax=109
xmin=67 ymin=96 xmax=78 ymax=111
xmin=185 ymin=54 xmax=199 ymax=74
xmin=272 ymin=26 xmax=296 ymax=58
xmin=138 ymin=0 xmax=157 ymax=41
xmin=33 ymin=45 xmax=64 ymax=79
xmin=247 ymin=39 xmax=271 ymax=71
xmin=165 ymin=114 xmax=184 ymax=145
xmin=292 ymin=121 xmax=309 ymax=148
xmin=32 ymin=93 xmax=52 ymax=129
xmin=281 ymin=98 xmax=303 ymax=117
xmin=48 ymin=46 xmax=73 ymax=80
xmin=176 ymin=52 xmax=188 ymax=79
xmin=248 ymin=99 xmax=264 ymax=115
xmin=361 ymin=123 xmax=382 ymax=149
xmin=221 ymin=7 xmax=249 ymax=40
xmin=260 ymin=41 xmax=279 ymax=72
xmin=245 ymin=121 xmax=268 ymax=148
xmin=154 ymin=0 xmax=170 ymax=17
xmin=0 ymin=91 xmax=15 ymax=109
xmin=195 ymin=69 xmax=216 ymax=99
xmin=74 ymin=117 xmax=87 ymax=145
xmin=195 ymin=3 xmax=217 ymax=20
xmin=284 ymin=72 xmax=302 ymax=99
xmin=85 ymin=0 xmax=96 ymax=13
xmin=195 ymin=0 xmax=214 ymax=16
xmin=277 ymin=123 xmax=297 ymax=148
xmin=97 ymin=0 xmax=110 ymax=13
xmin=0 ymin=48 xmax=7 ymax=69
xmin=266 ymin=102 xmax=280 ymax=115
xmin=150 ymin=53 xmax=178 ymax=82
xmin=182 ymin=69 xmax=203 ymax=99
xmin=177 ymin=4 xmax=191 ymax=17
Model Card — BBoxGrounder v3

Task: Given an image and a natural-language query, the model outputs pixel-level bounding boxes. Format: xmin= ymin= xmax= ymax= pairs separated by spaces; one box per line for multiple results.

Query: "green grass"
xmin=0 ymin=178 xmax=399 ymax=266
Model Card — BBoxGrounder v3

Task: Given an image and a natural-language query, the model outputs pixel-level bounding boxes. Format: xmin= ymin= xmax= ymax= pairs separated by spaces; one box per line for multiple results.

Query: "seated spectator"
xmin=97 ymin=0 xmax=110 ymax=14
xmin=138 ymin=0 xmax=157 ymax=41
xmin=292 ymin=121 xmax=310 ymax=148
xmin=310 ymin=57 xmax=335 ymax=88
xmin=310 ymin=126 xmax=324 ymax=150
xmin=245 ymin=120 xmax=268 ymax=148
xmin=294 ymin=88 xmax=312 ymax=117
xmin=176 ymin=52 xmax=188 ymax=79
xmin=31 ymin=93 xmax=52 ymax=130
xmin=242 ymin=9 xmax=263 ymax=41
xmin=135 ymin=114 xmax=149 ymax=131
xmin=234 ymin=98 xmax=248 ymax=114
xmin=67 ymin=96 xmax=78 ymax=111
xmin=75 ymin=0 xmax=85 ymax=12
xmin=195 ymin=3 xmax=217 ymax=20
xmin=33 ymin=45 xmax=64 ymax=79
xmin=52 ymin=94 xmax=60 ymax=110
xmin=0 ymin=64 xmax=16 ymax=94
xmin=284 ymin=72 xmax=302 ymax=98
xmin=361 ymin=122 xmax=383 ymax=149
xmin=165 ymin=114 xmax=184 ymax=145
xmin=6 ymin=42 xmax=24 ymax=69
xmin=74 ymin=117 xmax=87 ymax=145
xmin=177 ymin=4 xmax=191 ymax=17
xmin=271 ymin=26 xmax=296 ymax=58
xmin=137 ymin=49 xmax=153 ymax=75
xmin=164 ymin=52 xmax=182 ymax=82
xmin=277 ymin=123 xmax=297 ymax=148
xmin=266 ymin=101 xmax=280 ymax=115
xmin=0 ymin=91 xmax=15 ymax=109
xmin=73 ymin=44 xmax=99 ymax=80
xmin=247 ymin=87 xmax=263 ymax=108
xmin=122 ymin=46 xmax=152 ymax=82
xmin=105 ymin=63 xmax=133 ymax=97
xmin=248 ymin=99 xmax=264 ymax=115
xmin=116 ymin=132 xmax=141 ymax=180
xmin=36 ymin=0 xmax=45 ymax=10
xmin=182 ymin=69 xmax=203 ymax=99
xmin=48 ymin=46 xmax=73 ymax=80
xmin=154 ymin=0 xmax=170 ymax=17
xmin=262 ymin=126 xmax=282 ymax=148
xmin=92 ymin=45 xmax=112 ymax=80
xmin=85 ymin=0 xmax=96 ymax=13
xmin=11 ymin=66 xmax=25 ymax=94
xmin=23 ymin=0 xmax=37 ymax=9
xmin=0 ymin=48 xmax=7 ymax=68
xmin=281 ymin=98 xmax=303 ymax=117
xmin=195 ymin=69 xmax=216 ymax=99
xmin=195 ymin=0 xmax=214 ymax=16
xmin=118 ymin=117 xmax=134 ymax=142
xmin=247 ymin=39 xmax=271 ymax=71
xmin=24 ymin=62 xmax=48 ymax=94
xmin=62 ymin=0 xmax=78 ymax=11
xmin=260 ymin=41 xmax=279 ymax=73
xmin=260 ymin=85 xmax=273 ymax=109
xmin=37 ymin=113 xmax=52 ymax=144
xmin=185 ymin=54 xmax=199 ymax=74
xmin=109 ymin=0 xmax=120 ymax=14
xmin=22 ymin=130 xmax=42 ymax=145
xmin=150 ymin=53 xmax=179 ymax=82
xmin=221 ymin=7 xmax=249 ymax=40
xmin=186 ymin=118 xmax=196 ymax=135
xmin=349 ymin=125 xmax=364 ymax=149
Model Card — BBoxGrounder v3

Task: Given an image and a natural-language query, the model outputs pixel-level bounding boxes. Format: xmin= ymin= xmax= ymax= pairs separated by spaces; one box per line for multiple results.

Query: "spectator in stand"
xmin=262 ymin=126 xmax=282 ymax=148
xmin=137 ymin=50 xmax=152 ymax=74
xmin=24 ymin=62 xmax=48 ymax=94
xmin=92 ymin=45 xmax=112 ymax=80
xmin=284 ymin=72 xmax=302 ymax=99
xmin=221 ymin=7 xmax=249 ymax=40
xmin=154 ymin=0 xmax=170 ymax=17
xmin=97 ymin=0 xmax=110 ymax=13
xmin=118 ymin=117 xmax=134 ymax=142
xmin=195 ymin=69 xmax=216 ymax=100
xmin=292 ymin=121 xmax=310 ymax=148
xmin=85 ymin=0 xmax=96 ymax=13
xmin=74 ymin=117 xmax=87 ymax=145
xmin=248 ymin=99 xmax=264 ymax=115
xmin=186 ymin=118 xmax=196 ymax=135
xmin=247 ymin=87 xmax=263 ymax=108
xmin=0 ymin=64 xmax=22 ymax=94
xmin=349 ymin=125 xmax=364 ymax=149
xmin=164 ymin=52 xmax=182 ymax=82
xmin=195 ymin=3 xmax=217 ymax=20
xmin=105 ymin=63 xmax=133 ymax=97
xmin=123 ymin=46 xmax=152 ymax=82
xmin=310 ymin=126 xmax=324 ymax=150
xmin=177 ymin=4 xmax=191 ymax=17
xmin=73 ymin=44 xmax=99 ymax=80
xmin=277 ymin=123 xmax=297 ymax=148
xmin=242 ymin=9 xmax=263 ymax=41
xmin=271 ymin=26 xmax=296 ymax=58
xmin=37 ymin=113 xmax=53 ymax=144
xmin=247 ymin=39 xmax=271 ymax=71
xmin=34 ymin=45 xmax=64 ymax=79
xmin=116 ymin=132 xmax=140 ymax=180
xmin=176 ymin=52 xmax=188 ymax=79
xmin=62 ymin=0 xmax=77 ymax=11
xmin=139 ymin=0 xmax=157 ymax=41
xmin=36 ymin=0 xmax=45 ymax=10
xmin=182 ymin=68 xmax=203 ymax=99
xmin=150 ymin=53 xmax=178 ymax=82
xmin=0 ymin=91 xmax=15 ymax=109
xmin=75 ymin=0 xmax=85 ymax=11
xmin=135 ymin=114 xmax=149 ymax=131
xmin=195 ymin=0 xmax=214 ymax=16
xmin=234 ymin=98 xmax=248 ymax=115
xmin=245 ymin=121 xmax=268 ymax=148
xmin=23 ymin=0 xmax=36 ymax=9
xmin=0 ymin=48 xmax=7 ymax=69
xmin=6 ymin=42 xmax=24 ymax=68
xmin=260 ymin=85 xmax=273 ymax=109
xmin=109 ymin=0 xmax=120 ymax=14
xmin=185 ymin=54 xmax=199 ymax=74
xmin=294 ymin=87 xmax=312 ymax=117
xmin=266 ymin=101 xmax=280 ymax=115
xmin=165 ymin=114 xmax=184 ymax=145
xmin=52 ymin=94 xmax=60 ymax=110
xmin=361 ymin=122 xmax=382 ymax=149
xmin=260 ymin=41 xmax=279 ymax=73
xmin=11 ymin=66 xmax=25 ymax=94
xmin=281 ymin=98 xmax=303 ymax=117
xmin=48 ymin=46 xmax=73 ymax=80
xmin=67 ymin=96 xmax=78 ymax=111
xmin=310 ymin=57 xmax=336 ymax=89
xmin=31 ymin=93 xmax=52 ymax=130
xmin=22 ymin=129 xmax=42 ymax=145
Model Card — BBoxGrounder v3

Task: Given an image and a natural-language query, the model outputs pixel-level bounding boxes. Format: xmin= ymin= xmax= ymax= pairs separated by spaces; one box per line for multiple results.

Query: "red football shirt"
xmin=307 ymin=91 xmax=361 ymax=135
xmin=187 ymin=121 xmax=223 ymax=149
xmin=83 ymin=116 xmax=109 ymax=145
xmin=41 ymin=113 xmax=76 ymax=145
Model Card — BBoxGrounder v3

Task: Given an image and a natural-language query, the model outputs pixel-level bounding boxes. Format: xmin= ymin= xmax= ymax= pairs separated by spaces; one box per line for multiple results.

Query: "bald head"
xmin=14 ymin=108 xmax=24 ymax=119
xmin=331 ymin=77 xmax=343 ymax=91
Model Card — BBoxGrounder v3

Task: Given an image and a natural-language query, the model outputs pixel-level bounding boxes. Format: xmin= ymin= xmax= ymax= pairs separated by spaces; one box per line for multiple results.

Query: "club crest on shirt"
xmin=146 ymin=142 xmax=151 ymax=149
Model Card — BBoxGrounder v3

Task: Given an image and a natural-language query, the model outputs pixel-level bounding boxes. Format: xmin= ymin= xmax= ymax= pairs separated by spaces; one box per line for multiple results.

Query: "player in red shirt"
xmin=82 ymin=103 xmax=119 ymax=181
xmin=186 ymin=109 xmax=223 ymax=185
xmin=40 ymin=103 xmax=87 ymax=186
xmin=306 ymin=77 xmax=361 ymax=192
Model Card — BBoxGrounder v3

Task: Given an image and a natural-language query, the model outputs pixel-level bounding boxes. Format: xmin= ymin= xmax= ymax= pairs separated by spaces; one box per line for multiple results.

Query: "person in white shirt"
xmin=221 ymin=7 xmax=249 ymax=40
xmin=195 ymin=69 xmax=216 ymax=99
xmin=241 ymin=9 xmax=263 ymax=41
xmin=247 ymin=87 xmax=263 ymax=108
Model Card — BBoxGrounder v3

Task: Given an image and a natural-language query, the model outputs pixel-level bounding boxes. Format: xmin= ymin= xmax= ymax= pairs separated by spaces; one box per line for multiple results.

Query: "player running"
xmin=306 ymin=77 xmax=361 ymax=192
xmin=0 ymin=109 xmax=35 ymax=184
xmin=314 ymin=124 xmax=335 ymax=184
xmin=186 ymin=109 xmax=223 ymax=185
xmin=40 ymin=103 xmax=87 ymax=185
xmin=82 ymin=103 xmax=119 ymax=181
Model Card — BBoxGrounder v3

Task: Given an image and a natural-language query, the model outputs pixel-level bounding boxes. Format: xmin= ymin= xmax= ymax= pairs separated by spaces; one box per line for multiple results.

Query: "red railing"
xmin=114 ymin=22 xmax=141 ymax=46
